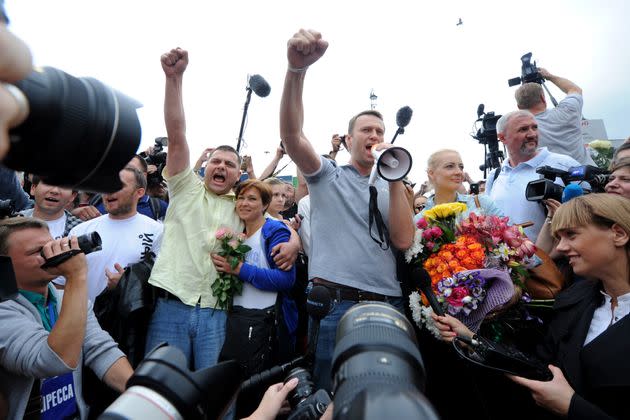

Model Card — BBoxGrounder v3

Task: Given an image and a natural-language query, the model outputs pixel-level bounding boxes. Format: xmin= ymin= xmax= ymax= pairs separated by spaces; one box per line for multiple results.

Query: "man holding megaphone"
xmin=279 ymin=28 xmax=415 ymax=391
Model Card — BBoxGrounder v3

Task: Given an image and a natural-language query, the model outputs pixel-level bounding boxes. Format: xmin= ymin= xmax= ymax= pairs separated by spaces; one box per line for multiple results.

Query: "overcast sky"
xmin=7 ymin=0 xmax=630 ymax=184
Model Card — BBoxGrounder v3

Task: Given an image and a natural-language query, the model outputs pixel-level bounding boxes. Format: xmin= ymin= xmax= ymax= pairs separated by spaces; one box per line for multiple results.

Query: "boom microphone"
xmin=236 ymin=74 xmax=271 ymax=153
xmin=396 ymin=106 xmax=413 ymax=128
xmin=477 ymin=103 xmax=485 ymax=119
xmin=391 ymin=106 xmax=413 ymax=144
xmin=248 ymin=74 xmax=271 ymax=98
xmin=413 ymin=266 xmax=445 ymax=316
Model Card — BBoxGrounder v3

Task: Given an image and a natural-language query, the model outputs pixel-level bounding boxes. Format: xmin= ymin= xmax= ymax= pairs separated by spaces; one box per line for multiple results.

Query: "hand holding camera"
xmin=40 ymin=235 xmax=87 ymax=278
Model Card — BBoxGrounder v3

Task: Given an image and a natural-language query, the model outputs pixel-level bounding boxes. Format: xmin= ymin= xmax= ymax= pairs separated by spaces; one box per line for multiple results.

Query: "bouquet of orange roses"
xmin=406 ymin=203 xmax=538 ymax=336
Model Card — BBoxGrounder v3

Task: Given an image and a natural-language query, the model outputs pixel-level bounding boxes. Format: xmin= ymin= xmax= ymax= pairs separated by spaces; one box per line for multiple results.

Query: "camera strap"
xmin=368 ymin=186 xmax=390 ymax=250
xmin=40 ymin=249 xmax=84 ymax=269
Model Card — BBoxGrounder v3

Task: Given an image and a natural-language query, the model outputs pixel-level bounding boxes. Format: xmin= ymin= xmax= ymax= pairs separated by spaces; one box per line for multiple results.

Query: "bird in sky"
xmin=457 ymin=18 xmax=463 ymax=26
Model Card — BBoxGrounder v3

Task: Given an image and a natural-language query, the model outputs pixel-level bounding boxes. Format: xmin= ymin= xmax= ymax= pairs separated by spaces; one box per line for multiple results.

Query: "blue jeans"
xmin=145 ymin=297 xmax=227 ymax=370
xmin=312 ymin=295 xmax=404 ymax=392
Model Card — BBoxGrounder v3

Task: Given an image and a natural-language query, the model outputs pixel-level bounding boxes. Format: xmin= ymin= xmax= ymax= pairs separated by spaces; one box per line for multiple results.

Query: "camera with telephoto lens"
xmin=100 ymin=343 xmax=241 ymax=420
xmin=508 ymin=52 xmax=545 ymax=87
xmin=2 ymin=66 xmax=142 ymax=193
xmin=525 ymin=165 xmax=610 ymax=202
xmin=331 ymin=302 xmax=439 ymax=419
xmin=284 ymin=367 xmax=331 ymax=420
xmin=144 ymin=137 xmax=168 ymax=187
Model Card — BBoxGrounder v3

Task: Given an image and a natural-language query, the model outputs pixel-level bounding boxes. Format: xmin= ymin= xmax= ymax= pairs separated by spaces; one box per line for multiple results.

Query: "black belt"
xmin=312 ymin=278 xmax=390 ymax=302
xmin=158 ymin=288 xmax=184 ymax=303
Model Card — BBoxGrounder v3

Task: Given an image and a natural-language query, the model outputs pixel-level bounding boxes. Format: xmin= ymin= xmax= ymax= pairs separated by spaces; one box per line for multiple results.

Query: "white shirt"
xmin=233 ymin=227 xmax=277 ymax=309
xmin=60 ymin=213 xmax=163 ymax=300
xmin=297 ymin=196 xmax=311 ymax=259
xmin=46 ymin=214 xmax=67 ymax=239
xmin=584 ymin=290 xmax=630 ymax=346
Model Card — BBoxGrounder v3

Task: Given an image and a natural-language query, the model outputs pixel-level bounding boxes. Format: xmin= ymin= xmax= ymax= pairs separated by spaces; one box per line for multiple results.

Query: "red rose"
xmin=446 ymin=286 xmax=469 ymax=307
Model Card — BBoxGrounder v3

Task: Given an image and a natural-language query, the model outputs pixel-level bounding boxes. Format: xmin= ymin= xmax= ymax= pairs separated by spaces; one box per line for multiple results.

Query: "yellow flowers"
xmin=423 ymin=202 xmax=467 ymax=220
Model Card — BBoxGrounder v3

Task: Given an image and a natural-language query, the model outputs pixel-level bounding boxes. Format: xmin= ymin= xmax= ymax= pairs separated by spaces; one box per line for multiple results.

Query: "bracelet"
xmin=545 ymin=216 xmax=553 ymax=225
xmin=287 ymin=65 xmax=309 ymax=74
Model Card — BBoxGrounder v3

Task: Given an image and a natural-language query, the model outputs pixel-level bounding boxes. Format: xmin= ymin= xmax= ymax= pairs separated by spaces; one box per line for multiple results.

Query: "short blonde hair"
xmin=427 ymin=149 xmax=460 ymax=170
xmin=551 ymin=193 xmax=630 ymax=245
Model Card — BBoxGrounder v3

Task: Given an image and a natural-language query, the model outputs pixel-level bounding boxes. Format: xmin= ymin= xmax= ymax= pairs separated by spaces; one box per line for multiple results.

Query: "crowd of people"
xmin=1 ymin=14 xmax=629 ymax=420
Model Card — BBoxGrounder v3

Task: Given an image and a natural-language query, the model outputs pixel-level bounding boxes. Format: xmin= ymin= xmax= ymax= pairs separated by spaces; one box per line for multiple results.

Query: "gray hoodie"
xmin=0 ymin=289 xmax=125 ymax=419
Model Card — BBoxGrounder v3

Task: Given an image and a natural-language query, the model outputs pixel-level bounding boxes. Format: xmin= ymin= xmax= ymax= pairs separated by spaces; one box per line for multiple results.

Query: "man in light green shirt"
xmin=145 ymin=48 xmax=298 ymax=371
xmin=144 ymin=47 xmax=245 ymax=370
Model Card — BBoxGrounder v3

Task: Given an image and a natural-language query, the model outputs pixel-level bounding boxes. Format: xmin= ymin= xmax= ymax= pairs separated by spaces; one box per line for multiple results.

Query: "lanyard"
xmin=47 ymin=301 xmax=57 ymax=327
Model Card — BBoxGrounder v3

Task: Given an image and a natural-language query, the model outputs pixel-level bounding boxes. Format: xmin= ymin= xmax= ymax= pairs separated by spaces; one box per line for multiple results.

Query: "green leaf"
xmin=229 ymin=256 xmax=239 ymax=270
xmin=237 ymin=244 xmax=252 ymax=253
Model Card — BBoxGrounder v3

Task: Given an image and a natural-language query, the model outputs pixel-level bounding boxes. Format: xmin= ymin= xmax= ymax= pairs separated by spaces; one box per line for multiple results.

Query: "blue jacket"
xmin=238 ymin=218 xmax=298 ymax=338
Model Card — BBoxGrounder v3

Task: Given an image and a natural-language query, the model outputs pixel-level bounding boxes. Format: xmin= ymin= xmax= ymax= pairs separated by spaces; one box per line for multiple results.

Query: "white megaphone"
xmin=368 ymin=144 xmax=413 ymax=185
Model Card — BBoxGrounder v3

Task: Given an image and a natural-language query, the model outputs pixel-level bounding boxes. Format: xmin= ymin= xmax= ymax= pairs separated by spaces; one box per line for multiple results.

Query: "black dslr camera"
xmin=144 ymin=137 xmax=168 ymax=188
xmin=508 ymin=52 xmax=545 ymax=87
xmin=525 ymin=165 xmax=610 ymax=202
xmin=284 ymin=367 xmax=332 ymax=420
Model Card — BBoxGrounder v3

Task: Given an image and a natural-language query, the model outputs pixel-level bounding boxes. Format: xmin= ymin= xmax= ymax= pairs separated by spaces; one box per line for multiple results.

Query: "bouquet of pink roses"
xmin=211 ymin=227 xmax=251 ymax=311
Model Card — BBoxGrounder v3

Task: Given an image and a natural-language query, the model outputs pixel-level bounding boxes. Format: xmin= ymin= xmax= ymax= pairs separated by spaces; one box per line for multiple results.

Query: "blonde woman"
xmin=436 ymin=194 xmax=630 ymax=418
xmin=414 ymin=149 xmax=502 ymax=223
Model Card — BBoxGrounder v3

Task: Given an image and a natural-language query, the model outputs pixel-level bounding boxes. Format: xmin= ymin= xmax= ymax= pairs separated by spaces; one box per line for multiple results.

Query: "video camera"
xmin=471 ymin=104 xmax=504 ymax=174
xmin=525 ymin=165 xmax=609 ymax=202
xmin=508 ymin=52 xmax=545 ymax=87
xmin=144 ymin=137 xmax=168 ymax=188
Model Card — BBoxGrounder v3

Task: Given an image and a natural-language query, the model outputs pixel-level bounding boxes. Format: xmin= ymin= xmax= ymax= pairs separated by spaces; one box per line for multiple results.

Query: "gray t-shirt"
xmin=535 ymin=94 xmax=595 ymax=166
xmin=304 ymin=157 xmax=400 ymax=297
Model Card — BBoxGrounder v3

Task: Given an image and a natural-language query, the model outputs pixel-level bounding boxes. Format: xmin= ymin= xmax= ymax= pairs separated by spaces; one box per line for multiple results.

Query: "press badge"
xmin=40 ymin=372 xmax=78 ymax=419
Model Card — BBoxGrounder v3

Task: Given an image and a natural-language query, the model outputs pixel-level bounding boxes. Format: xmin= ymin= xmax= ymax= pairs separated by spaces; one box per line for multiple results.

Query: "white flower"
xmin=409 ymin=292 xmax=441 ymax=339
xmin=493 ymin=243 xmax=511 ymax=261
xmin=404 ymin=229 xmax=425 ymax=263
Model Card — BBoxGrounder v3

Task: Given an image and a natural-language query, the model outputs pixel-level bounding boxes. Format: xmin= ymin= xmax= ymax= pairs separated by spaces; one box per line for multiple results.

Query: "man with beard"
xmin=19 ymin=176 xmax=82 ymax=238
xmin=486 ymin=110 xmax=579 ymax=242
xmin=61 ymin=167 xmax=163 ymax=300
